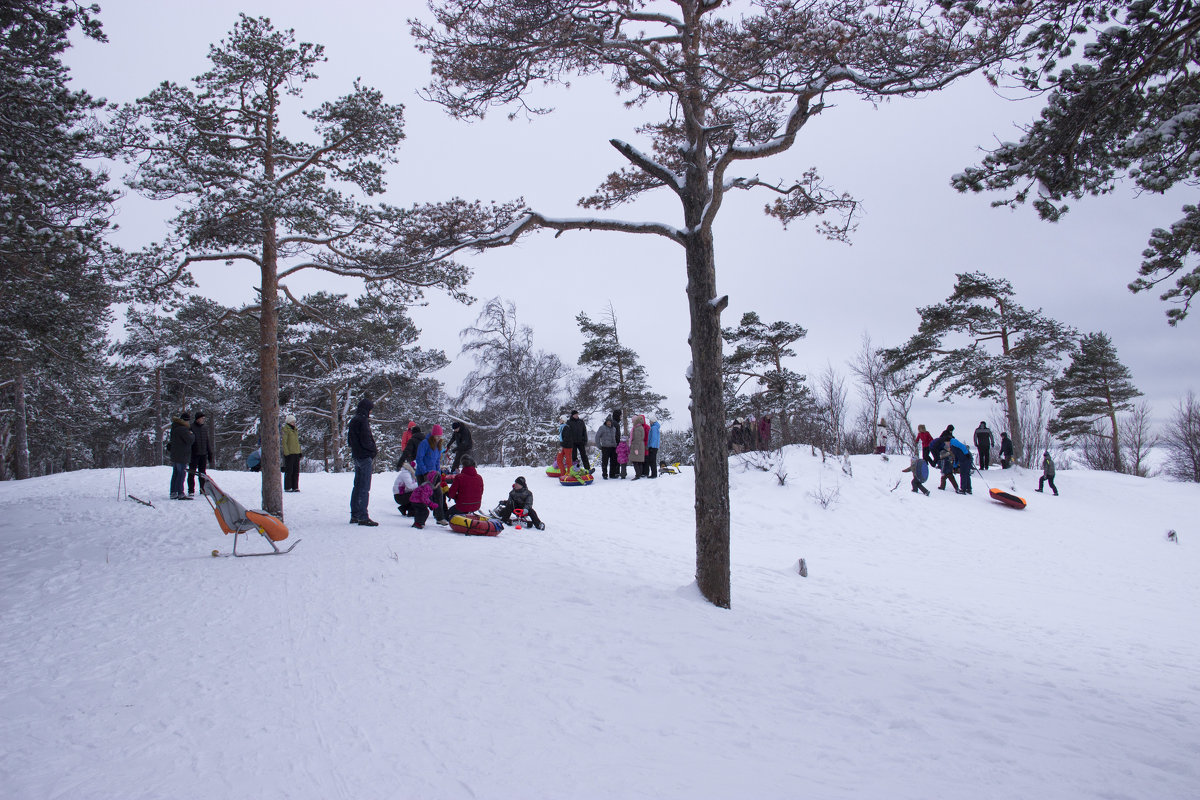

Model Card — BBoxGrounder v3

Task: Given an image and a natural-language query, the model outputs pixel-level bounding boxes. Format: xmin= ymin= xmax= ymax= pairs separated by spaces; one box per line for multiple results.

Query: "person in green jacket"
xmin=282 ymin=413 xmax=302 ymax=493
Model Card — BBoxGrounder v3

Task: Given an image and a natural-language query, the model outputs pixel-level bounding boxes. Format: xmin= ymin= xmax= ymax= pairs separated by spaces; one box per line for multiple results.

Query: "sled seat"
xmin=200 ymin=477 xmax=300 ymax=557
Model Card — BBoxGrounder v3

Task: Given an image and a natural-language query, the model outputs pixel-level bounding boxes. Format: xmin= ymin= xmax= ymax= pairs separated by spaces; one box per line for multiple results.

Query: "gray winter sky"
xmin=67 ymin=1 xmax=1200 ymax=436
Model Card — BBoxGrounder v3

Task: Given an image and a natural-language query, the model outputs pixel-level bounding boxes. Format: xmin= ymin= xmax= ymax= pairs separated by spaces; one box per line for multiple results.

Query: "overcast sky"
xmin=66 ymin=1 xmax=1200 ymax=435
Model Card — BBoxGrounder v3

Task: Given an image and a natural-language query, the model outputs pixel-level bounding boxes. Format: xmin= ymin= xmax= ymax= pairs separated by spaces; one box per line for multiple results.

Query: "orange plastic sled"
xmin=989 ymin=488 xmax=1027 ymax=510
xmin=201 ymin=477 xmax=300 ymax=556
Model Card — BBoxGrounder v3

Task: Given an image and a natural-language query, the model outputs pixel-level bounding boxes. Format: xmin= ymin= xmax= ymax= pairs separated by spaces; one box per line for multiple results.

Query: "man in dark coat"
xmin=447 ymin=421 xmax=473 ymax=473
xmin=973 ymin=421 xmax=994 ymax=470
xmin=398 ymin=425 xmax=424 ymax=469
xmin=565 ymin=410 xmax=591 ymax=473
xmin=347 ymin=397 xmax=379 ymax=526
xmin=596 ymin=417 xmax=619 ymax=479
xmin=187 ymin=411 xmax=214 ymax=496
xmin=168 ymin=412 xmax=195 ymax=500
xmin=999 ymin=432 xmax=1014 ymax=469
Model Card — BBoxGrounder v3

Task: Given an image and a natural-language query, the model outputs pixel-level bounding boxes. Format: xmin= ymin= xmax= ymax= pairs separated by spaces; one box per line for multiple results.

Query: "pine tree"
xmin=576 ymin=304 xmax=668 ymax=435
xmin=883 ymin=271 xmax=1077 ymax=465
xmin=1049 ymin=332 xmax=1142 ymax=473
xmin=953 ymin=0 xmax=1200 ymax=325
xmin=1 ymin=1 xmax=115 ymax=480
xmin=110 ymin=14 xmax=521 ymax=515
xmin=457 ymin=299 xmax=567 ymax=467
xmin=413 ymin=0 xmax=1039 ymax=607
xmin=721 ymin=312 xmax=813 ymax=445
xmin=279 ymin=291 xmax=449 ymax=472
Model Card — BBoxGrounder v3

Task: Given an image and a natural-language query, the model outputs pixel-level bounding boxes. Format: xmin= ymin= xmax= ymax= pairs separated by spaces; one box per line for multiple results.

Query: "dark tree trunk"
xmin=259 ymin=221 xmax=283 ymax=517
xmin=330 ymin=387 xmax=342 ymax=473
xmin=155 ymin=367 xmax=164 ymax=465
xmin=13 ymin=366 xmax=30 ymax=480
xmin=685 ymin=227 xmax=731 ymax=609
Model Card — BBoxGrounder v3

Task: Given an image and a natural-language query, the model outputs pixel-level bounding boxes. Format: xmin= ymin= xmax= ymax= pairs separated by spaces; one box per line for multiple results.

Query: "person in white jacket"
xmin=392 ymin=462 xmax=419 ymax=516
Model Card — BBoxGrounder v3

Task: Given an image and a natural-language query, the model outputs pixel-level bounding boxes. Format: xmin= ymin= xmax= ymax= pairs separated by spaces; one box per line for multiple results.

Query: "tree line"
xmin=4 ymin=0 xmax=1199 ymax=609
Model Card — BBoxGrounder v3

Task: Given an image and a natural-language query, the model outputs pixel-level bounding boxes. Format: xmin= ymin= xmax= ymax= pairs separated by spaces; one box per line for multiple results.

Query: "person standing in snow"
xmin=758 ymin=415 xmax=772 ymax=451
xmin=168 ymin=412 xmax=195 ymax=500
xmin=948 ymin=434 xmax=973 ymax=494
xmin=629 ymin=413 xmax=649 ymax=479
xmin=282 ymin=413 xmax=301 ymax=492
xmin=596 ymin=416 xmax=619 ymax=479
xmin=554 ymin=415 xmax=571 ymax=474
xmin=616 ymin=438 xmax=630 ymax=479
xmin=999 ymin=432 xmax=1014 ymax=469
xmin=347 ymin=396 xmax=379 ymax=526
xmin=646 ymin=415 xmax=661 ymax=478
xmin=447 ymin=420 xmax=473 ymax=473
xmin=728 ymin=418 xmax=745 ymax=454
xmin=398 ymin=424 xmax=424 ymax=469
xmin=565 ymin=410 xmax=592 ymax=474
xmin=187 ymin=410 xmax=213 ymax=496
xmin=932 ymin=434 xmax=959 ymax=493
xmin=974 ymin=421 xmax=994 ymax=470
xmin=917 ymin=424 xmax=934 ymax=466
xmin=1037 ymin=451 xmax=1059 ymax=495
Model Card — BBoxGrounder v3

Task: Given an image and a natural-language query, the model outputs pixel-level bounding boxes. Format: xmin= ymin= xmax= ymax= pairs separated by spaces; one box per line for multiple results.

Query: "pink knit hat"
xmin=431 ymin=424 xmax=444 ymax=437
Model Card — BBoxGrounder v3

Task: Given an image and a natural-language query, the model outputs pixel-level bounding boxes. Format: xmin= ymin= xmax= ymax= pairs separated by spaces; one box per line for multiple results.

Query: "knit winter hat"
xmin=179 ymin=412 xmax=191 ymax=421
xmin=514 ymin=476 xmax=527 ymax=488
xmin=285 ymin=414 xmax=296 ymax=425
xmin=451 ymin=421 xmax=461 ymax=429
xmin=195 ymin=411 xmax=206 ymax=420
xmin=431 ymin=424 xmax=444 ymax=437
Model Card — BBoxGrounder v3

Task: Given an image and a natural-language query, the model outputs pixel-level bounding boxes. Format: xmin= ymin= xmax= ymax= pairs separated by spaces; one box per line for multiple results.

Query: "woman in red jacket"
xmin=441 ymin=455 xmax=484 ymax=523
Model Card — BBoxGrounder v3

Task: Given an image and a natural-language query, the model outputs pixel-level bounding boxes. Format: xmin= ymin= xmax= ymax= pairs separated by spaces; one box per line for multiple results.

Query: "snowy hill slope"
xmin=1 ymin=450 xmax=1197 ymax=800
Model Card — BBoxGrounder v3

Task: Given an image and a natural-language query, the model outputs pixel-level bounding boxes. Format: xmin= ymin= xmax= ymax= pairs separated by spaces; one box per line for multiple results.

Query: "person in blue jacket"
xmin=947 ymin=434 xmax=973 ymax=494
xmin=415 ymin=424 xmax=445 ymax=478
xmin=646 ymin=415 xmax=662 ymax=478
xmin=901 ymin=456 xmax=930 ymax=495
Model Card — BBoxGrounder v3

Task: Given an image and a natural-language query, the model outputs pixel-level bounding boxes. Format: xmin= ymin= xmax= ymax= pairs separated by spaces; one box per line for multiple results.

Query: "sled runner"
xmin=988 ymin=488 xmax=1027 ymax=510
xmin=201 ymin=477 xmax=300 ymax=556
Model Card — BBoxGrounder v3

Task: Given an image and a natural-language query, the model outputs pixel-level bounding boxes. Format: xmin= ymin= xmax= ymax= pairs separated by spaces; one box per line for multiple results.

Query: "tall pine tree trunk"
xmin=259 ymin=215 xmax=283 ymax=517
xmin=1004 ymin=374 xmax=1021 ymax=465
xmin=155 ymin=367 xmax=163 ymax=465
xmin=329 ymin=386 xmax=342 ymax=473
xmin=685 ymin=221 xmax=731 ymax=608
xmin=13 ymin=365 xmax=30 ymax=480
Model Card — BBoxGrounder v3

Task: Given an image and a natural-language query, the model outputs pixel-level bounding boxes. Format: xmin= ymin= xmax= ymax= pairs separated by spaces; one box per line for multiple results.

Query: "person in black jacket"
xmin=973 ymin=421 xmax=994 ymax=470
xmin=448 ymin=421 xmax=473 ymax=473
xmin=998 ymin=432 xmax=1014 ymax=469
xmin=168 ymin=412 xmax=195 ymax=500
xmin=187 ymin=411 xmax=214 ymax=496
xmin=347 ymin=397 xmax=378 ymax=526
xmin=493 ymin=476 xmax=545 ymax=529
xmin=564 ymin=410 xmax=591 ymax=473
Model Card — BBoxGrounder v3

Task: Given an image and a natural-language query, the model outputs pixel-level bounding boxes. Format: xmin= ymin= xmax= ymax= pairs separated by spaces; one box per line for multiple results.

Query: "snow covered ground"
xmin=1 ymin=450 xmax=1197 ymax=800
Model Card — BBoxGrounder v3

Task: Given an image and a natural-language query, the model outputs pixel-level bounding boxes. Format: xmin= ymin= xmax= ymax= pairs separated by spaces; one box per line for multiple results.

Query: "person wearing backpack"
xmin=902 ymin=456 xmax=931 ymax=495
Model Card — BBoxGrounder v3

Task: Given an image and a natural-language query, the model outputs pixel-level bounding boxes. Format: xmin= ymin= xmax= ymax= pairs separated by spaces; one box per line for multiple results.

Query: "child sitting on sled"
xmin=492 ymin=476 xmax=546 ymax=530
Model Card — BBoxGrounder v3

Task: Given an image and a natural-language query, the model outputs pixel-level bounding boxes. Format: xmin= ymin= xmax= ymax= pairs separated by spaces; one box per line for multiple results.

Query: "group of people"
xmin=166 ymin=410 xmax=213 ymax=500
xmin=904 ymin=421 xmax=1059 ymax=497
xmin=569 ymin=408 xmax=663 ymax=480
xmin=727 ymin=415 xmax=772 ymax=454
xmin=344 ymin=397 xmax=545 ymax=531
